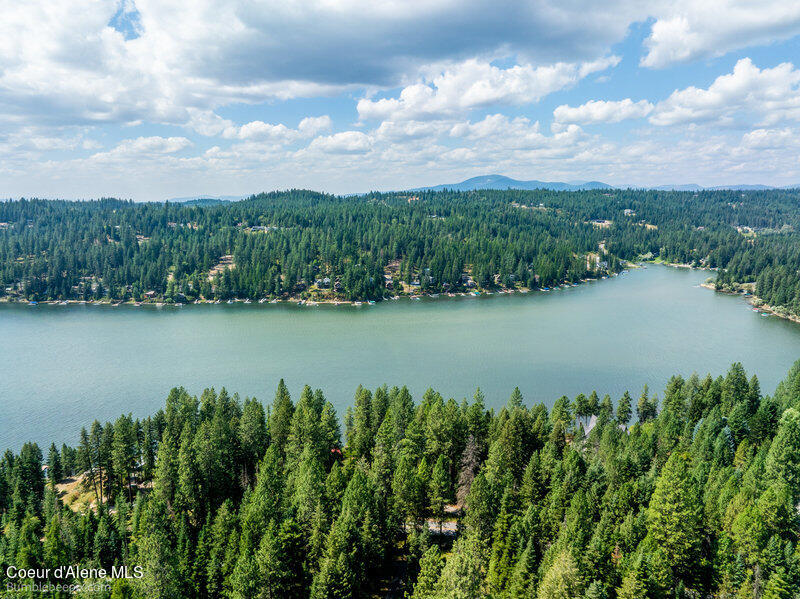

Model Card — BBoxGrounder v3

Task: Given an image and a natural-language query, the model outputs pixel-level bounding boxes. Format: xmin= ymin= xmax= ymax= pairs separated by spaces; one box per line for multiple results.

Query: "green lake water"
xmin=2 ymin=265 xmax=800 ymax=450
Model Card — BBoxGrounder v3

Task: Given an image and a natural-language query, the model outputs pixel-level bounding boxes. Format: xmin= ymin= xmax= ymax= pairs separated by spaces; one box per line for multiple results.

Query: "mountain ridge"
xmin=408 ymin=174 xmax=799 ymax=193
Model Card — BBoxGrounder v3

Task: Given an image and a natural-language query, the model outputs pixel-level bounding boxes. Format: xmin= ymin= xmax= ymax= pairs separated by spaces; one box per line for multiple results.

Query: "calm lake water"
xmin=2 ymin=265 xmax=800 ymax=450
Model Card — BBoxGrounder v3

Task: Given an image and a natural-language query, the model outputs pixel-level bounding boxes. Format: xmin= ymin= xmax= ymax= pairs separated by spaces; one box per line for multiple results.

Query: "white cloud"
xmin=357 ymin=56 xmax=620 ymax=121
xmin=553 ymin=99 xmax=654 ymax=124
xmin=5 ymin=1 xmax=800 ymax=198
xmin=0 ymin=0 xmax=641 ymax=132
xmin=307 ymin=131 xmax=373 ymax=154
xmin=219 ymin=115 xmax=333 ymax=142
xmin=642 ymin=1 xmax=800 ymax=68
xmin=740 ymin=128 xmax=797 ymax=150
xmin=89 ymin=136 xmax=192 ymax=162
xmin=650 ymin=58 xmax=800 ymax=127
xmin=186 ymin=109 xmax=234 ymax=136
xmin=297 ymin=116 xmax=333 ymax=137
xmin=374 ymin=120 xmax=451 ymax=142
xmin=228 ymin=121 xmax=294 ymax=142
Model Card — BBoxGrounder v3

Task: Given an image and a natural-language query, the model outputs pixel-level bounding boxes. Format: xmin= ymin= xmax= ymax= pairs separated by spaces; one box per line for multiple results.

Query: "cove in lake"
xmin=2 ymin=264 xmax=800 ymax=450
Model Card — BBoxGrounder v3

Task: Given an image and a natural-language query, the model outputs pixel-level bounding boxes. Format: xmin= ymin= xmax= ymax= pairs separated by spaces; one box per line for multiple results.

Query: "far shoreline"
xmin=640 ymin=260 xmax=800 ymax=327
xmin=0 ymin=270 xmax=631 ymax=309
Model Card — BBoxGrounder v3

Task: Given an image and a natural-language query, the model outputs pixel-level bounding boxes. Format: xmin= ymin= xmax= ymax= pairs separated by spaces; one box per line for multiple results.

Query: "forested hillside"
xmin=1 ymin=188 xmax=799 ymax=314
xmin=2 ymin=362 xmax=800 ymax=598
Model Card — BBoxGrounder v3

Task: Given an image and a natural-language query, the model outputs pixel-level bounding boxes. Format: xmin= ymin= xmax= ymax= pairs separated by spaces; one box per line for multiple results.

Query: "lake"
xmin=2 ymin=265 xmax=800 ymax=450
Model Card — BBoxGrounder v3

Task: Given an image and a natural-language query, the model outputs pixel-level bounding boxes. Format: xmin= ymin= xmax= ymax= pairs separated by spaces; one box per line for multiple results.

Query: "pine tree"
xmin=429 ymin=455 xmax=450 ymax=532
xmin=765 ymin=408 xmax=800 ymax=501
xmin=409 ymin=545 xmax=444 ymax=599
xmin=645 ymin=452 xmax=702 ymax=588
xmin=434 ymin=533 xmax=486 ymax=599
xmin=269 ymin=379 xmax=294 ymax=455
xmin=616 ymin=391 xmax=633 ymax=425
xmin=46 ymin=443 xmax=61 ymax=487
xmin=238 ymin=397 xmax=268 ymax=486
xmin=617 ymin=555 xmax=649 ymax=599
xmin=537 ymin=550 xmax=580 ymax=599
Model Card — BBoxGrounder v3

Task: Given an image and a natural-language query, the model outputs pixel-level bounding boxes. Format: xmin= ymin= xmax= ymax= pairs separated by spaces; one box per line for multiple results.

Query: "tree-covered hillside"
xmin=2 ymin=361 xmax=800 ymax=598
xmin=1 ymin=188 xmax=799 ymax=314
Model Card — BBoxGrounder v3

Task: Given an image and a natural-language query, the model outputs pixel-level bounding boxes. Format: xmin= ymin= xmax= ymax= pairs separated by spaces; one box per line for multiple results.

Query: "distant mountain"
xmin=410 ymin=175 xmax=798 ymax=193
xmin=410 ymin=175 xmax=613 ymax=192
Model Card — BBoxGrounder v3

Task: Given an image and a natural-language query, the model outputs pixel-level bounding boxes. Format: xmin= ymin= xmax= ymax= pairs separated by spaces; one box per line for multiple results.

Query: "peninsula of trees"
xmin=2 ymin=361 xmax=800 ymax=598
xmin=1 ymin=188 xmax=799 ymax=315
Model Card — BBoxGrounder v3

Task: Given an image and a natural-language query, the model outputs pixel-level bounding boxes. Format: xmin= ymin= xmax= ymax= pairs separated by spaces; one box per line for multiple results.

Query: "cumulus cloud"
xmin=307 ymin=131 xmax=373 ymax=154
xmin=554 ymin=99 xmax=654 ymax=124
xmin=642 ymin=1 xmax=800 ymax=68
xmin=5 ymin=0 xmax=800 ymax=198
xmin=0 ymin=0 xmax=641 ymax=131
xmin=297 ymin=116 xmax=333 ymax=137
xmin=186 ymin=109 xmax=235 ymax=137
xmin=219 ymin=115 xmax=333 ymax=143
xmin=650 ymin=58 xmax=800 ymax=126
xmin=89 ymin=136 xmax=192 ymax=162
xmin=1 ymin=0 xmax=798 ymax=133
xmin=740 ymin=128 xmax=797 ymax=149
xmin=357 ymin=56 xmax=620 ymax=121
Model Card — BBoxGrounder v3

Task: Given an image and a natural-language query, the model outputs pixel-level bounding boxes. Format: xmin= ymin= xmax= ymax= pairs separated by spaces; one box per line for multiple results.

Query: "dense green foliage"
xmin=2 ymin=188 xmax=799 ymax=313
xmin=2 ymin=361 xmax=800 ymax=597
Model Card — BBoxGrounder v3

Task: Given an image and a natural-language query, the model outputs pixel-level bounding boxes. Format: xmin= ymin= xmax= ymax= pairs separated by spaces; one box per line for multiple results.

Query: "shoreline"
xmin=0 ymin=271 xmax=629 ymax=309
xmin=699 ymin=282 xmax=800 ymax=325
xmin=641 ymin=260 xmax=800 ymax=327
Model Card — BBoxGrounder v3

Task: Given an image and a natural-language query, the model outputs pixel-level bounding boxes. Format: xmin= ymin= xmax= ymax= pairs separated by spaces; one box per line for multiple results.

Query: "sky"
xmin=2 ymin=1 xmax=800 ymax=201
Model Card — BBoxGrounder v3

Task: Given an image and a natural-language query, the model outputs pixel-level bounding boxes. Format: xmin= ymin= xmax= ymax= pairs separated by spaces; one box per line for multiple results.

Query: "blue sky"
xmin=2 ymin=0 xmax=800 ymax=200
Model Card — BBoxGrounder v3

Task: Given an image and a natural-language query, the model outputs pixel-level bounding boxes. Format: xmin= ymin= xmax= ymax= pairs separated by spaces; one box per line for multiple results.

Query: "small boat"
xmin=227 ymin=300 xmax=233 ymax=304
xmin=761 ymin=313 xmax=769 ymax=317
xmin=59 ymin=301 xmax=68 ymax=305
xmin=353 ymin=301 xmax=363 ymax=306
xmin=367 ymin=300 xmax=375 ymax=305
xmin=270 ymin=299 xmax=278 ymax=304
xmin=259 ymin=298 xmax=268 ymax=304
xmin=28 ymin=300 xmax=38 ymax=306
xmin=410 ymin=296 xmax=420 ymax=301
xmin=471 ymin=291 xmax=480 ymax=296
xmin=243 ymin=299 xmax=251 ymax=304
